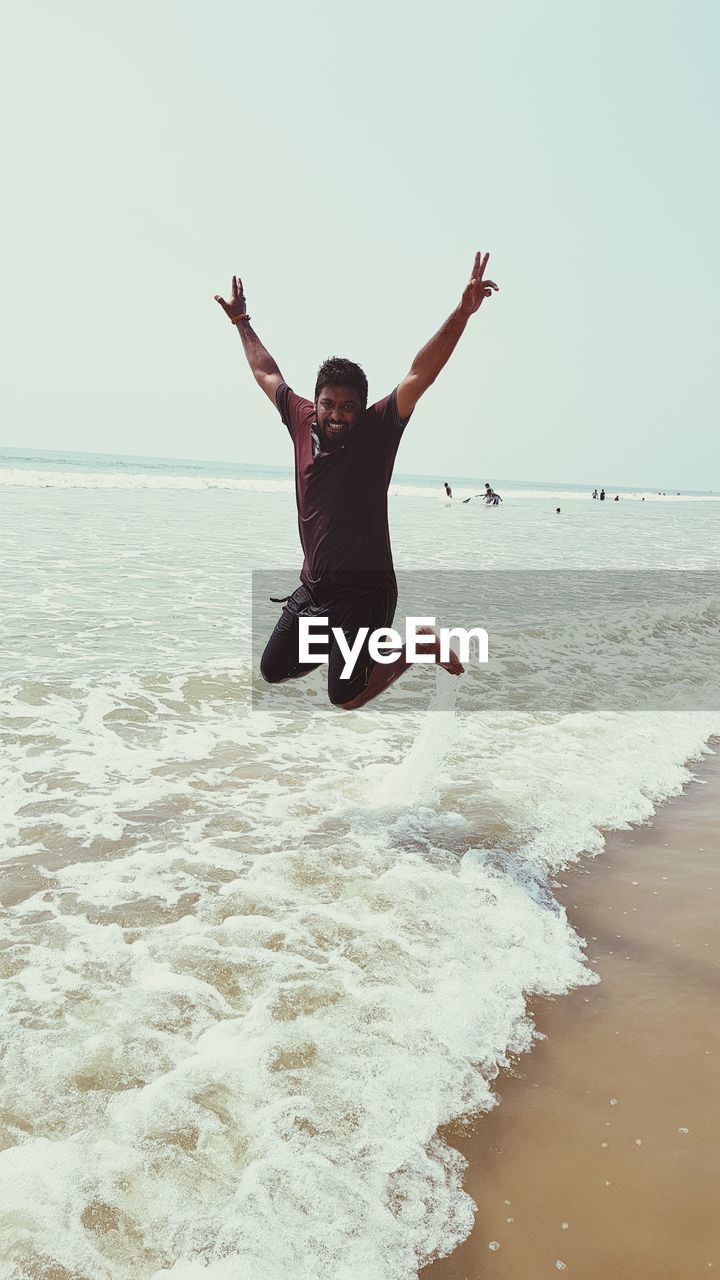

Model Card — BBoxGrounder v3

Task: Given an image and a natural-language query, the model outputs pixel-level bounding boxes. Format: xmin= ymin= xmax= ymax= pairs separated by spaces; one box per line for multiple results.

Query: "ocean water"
xmin=1 ymin=448 xmax=719 ymax=1280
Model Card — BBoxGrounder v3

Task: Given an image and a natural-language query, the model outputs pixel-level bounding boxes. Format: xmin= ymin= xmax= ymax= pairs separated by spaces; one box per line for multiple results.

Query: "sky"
xmin=1 ymin=0 xmax=718 ymax=489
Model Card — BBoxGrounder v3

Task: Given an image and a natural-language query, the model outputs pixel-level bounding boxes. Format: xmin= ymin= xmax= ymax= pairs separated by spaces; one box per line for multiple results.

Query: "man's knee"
xmin=260 ymin=651 xmax=287 ymax=684
xmin=330 ymin=691 xmax=358 ymax=709
xmin=327 ymin=675 xmax=367 ymax=708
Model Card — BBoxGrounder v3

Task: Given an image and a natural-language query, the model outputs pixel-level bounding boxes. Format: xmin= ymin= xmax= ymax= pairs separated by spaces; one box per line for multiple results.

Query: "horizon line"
xmin=0 ymin=442 xmax=713 ymax=497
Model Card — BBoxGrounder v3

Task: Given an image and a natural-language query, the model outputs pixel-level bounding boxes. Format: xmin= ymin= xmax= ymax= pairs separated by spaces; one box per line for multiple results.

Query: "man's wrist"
xmin=231 ymin=313 xmax=251 ymax=326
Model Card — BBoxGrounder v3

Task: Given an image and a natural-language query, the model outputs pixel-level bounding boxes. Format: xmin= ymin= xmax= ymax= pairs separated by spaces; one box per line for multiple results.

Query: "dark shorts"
xmin=260 ymin=578 xmax=398 ymax=705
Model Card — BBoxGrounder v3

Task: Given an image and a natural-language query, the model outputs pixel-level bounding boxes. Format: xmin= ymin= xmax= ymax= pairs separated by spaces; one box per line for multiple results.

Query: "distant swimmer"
xmin=556 ymin=507 xmax=561 ymax=513
xmin=485 ymin=488 xmax=502 ymax=505
xmin=614 ymin=494 xmax=619 ymax=501
xmin=592 ymin=489 xmax=598 ymax=499
xmin=443 ymin=482 xmax=453 ymax=498
xmin=599 ymin=488 xmax=606 ymax=501
xmin=215 ymin=252 xmax=498 ymax=709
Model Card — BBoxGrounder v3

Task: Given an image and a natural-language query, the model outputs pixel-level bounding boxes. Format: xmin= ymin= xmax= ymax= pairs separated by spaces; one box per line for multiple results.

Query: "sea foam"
xmin=2 ymin=472 xmax=719 ymax=1278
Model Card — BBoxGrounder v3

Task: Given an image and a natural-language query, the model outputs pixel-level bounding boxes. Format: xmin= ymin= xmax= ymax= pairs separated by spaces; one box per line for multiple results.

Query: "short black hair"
xmin=314 ymin=357 xmax=368 ymax=408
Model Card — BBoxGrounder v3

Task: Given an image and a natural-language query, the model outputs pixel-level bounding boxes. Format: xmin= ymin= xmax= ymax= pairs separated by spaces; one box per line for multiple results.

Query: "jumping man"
xmin=214 ymin=253 xmax=499 ymax=709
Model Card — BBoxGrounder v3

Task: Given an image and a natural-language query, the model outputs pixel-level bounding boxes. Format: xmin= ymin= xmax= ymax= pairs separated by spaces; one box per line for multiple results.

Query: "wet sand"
xmin=422 ymin=751 xmax=719 ymax=1280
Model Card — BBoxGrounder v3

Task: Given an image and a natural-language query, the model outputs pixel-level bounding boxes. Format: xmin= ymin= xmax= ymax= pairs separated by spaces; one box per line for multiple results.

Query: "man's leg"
xmin=260 ymin=587 xmax=323 ymax=685
xmin=336 ymin=628 xmax=464 ymax=710
xmin=324 ymin=585 xmax=463 ymax=710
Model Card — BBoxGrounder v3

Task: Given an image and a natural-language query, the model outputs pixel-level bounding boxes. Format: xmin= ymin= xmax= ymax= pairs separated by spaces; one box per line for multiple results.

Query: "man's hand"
xmin=459 ymin=252 xmax=499 ymax=317
xmin=214 ymin=273 xmax=284 ymax=404
xmin=395 ymin=250 xmax=500 ymax=420
xmin=214 ymin=275 xmax=249 ymax=322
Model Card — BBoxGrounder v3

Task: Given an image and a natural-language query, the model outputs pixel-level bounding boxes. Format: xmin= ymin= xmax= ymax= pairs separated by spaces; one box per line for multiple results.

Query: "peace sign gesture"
xmin=214 ymin=274 xmax=249 ymax=323
xmin=459 ymin=252 xmax=499 ymax=317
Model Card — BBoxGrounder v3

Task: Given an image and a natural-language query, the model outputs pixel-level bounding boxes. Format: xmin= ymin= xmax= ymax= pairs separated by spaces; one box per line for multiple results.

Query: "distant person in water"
xmin=600 ymin=488 xmax=606 ymax=501
xmin=556 ymin=507 xmax=561 ymax=513
xmin=215 ymin=253 xmax=499 ymax=709
xmin=614 ymin=494 xmax=619 ymax=501
xmin=443 ymin=482 xmax=453 ymax=498
xmin=592 ymin=489 xmax=598 ymax=499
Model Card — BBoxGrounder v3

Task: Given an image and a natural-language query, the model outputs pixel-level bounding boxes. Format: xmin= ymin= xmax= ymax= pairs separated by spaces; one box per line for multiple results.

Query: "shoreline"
xmin=422 ymin=748 xmax=720 ymax=1279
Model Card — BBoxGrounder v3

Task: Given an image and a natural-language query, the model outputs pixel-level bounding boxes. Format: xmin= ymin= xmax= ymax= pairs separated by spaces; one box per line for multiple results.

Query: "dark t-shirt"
xmin=275 ymin=383 xmax=411 ymax=592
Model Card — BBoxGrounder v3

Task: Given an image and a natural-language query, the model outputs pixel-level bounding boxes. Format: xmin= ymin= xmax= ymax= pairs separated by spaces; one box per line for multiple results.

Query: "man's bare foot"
xmin=416 ymin=626 xmax=465 ymax=675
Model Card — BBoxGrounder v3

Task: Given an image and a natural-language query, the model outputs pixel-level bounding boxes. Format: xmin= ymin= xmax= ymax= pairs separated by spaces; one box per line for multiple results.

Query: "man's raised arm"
xmin=395 ymin=252 xmax=499 ymax=421
xmin=215 ymin=275 xmax=284 ymax=405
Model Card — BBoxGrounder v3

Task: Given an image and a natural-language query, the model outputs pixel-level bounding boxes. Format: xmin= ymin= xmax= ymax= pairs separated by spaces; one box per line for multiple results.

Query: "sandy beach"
xmin=423 ymin=749 xmax=719 ymax=1280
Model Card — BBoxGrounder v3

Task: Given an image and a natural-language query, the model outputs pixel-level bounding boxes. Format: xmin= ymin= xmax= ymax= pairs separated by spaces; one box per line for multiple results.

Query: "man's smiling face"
xmin=314 ymin=384 xmax=363 ymax=449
